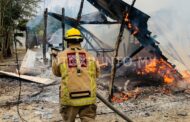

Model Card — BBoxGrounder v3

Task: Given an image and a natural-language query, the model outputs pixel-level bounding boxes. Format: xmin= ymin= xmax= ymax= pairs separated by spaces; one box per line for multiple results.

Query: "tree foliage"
xmin=0 ymin=0 xmax=41 ymax=58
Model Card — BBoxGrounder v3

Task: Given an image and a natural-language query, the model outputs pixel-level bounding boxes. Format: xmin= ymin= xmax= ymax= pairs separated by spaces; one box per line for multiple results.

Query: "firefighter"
xmin=52 ymin=28 xmax=100 ymax=122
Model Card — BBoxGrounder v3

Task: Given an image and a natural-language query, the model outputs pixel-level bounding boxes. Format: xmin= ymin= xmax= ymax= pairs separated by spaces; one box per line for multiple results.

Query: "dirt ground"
xmin=0 ymin=49 xmax=26 ymax=72
xmin=1 ymin=49 xmax=190 ymax=122
xmin=1 ymin=76 xmax=190 ymax=122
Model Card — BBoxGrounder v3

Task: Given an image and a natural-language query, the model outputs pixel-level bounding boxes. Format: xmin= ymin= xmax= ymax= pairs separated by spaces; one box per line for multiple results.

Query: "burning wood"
xmin=125 ymin=13 xmax=139 ymax=36
xmin=108 ymin=56 xmax=190 ymax=103
xmin=161 ymin=87 xmax=172 ymax=94
xmin=137 ymin=58 xmax=181 ymax=84
xmin=112 ymin=87 xmax=142 ymax=103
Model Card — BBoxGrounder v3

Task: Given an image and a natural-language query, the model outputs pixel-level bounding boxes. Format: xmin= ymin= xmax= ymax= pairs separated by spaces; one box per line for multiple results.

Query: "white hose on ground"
xmin=97 ymin=93 xmax=133 ymax=122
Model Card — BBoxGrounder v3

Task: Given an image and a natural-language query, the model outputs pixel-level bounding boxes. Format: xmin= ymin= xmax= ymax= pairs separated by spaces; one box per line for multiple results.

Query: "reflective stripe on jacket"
xmin=52 ymin=47 xmax=99 ymax=106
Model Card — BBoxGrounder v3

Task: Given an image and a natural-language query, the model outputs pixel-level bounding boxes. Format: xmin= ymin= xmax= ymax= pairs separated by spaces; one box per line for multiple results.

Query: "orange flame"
xmin=125 ymin=13 xmax=130 ymax=22
xmin=132 ymin=26 xmax=139 ymax=35
xmin=139 ymin=59 xmax=175 ymax=84
xmin=180 ymin=70 xmax=190 ymax=83
xmin=181 ymin=70 xmax=190 ymax=79
xmin=111 ymin=88 xmax=141 ymax=103
xmin=125 ymin=13 xmax=139 ymax=35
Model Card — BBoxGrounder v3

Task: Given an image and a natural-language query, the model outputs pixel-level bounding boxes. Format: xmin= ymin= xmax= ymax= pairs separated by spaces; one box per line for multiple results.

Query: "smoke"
xmin=27 ymin=0 xmax=87 ymax=29
xmin=145 ymin=0 xmax=190 ymax=71
xmin=27 ymin=0 xmax=190 ymax=72
xmin=43 ymin=0 xmax=96 ymax=17
xmin=45 ymin=0 xmax=190 ymax=58
xmin=48 ymin=29 xmax=62 ymax=44
xmin=135 ymin=0 xmax=190 ymax=89
xmin=32 ymin=0 xmax=101 ymax=45
xmin=27 ymin=15 xmax=43 ymax=29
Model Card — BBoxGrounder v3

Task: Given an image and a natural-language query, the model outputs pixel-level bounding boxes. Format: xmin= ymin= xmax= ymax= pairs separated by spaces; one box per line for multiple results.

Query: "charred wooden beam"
xmin=127 ymin=0 xmax=136 ymax=16
xmin=80 ymin=21 xmax=119 ymax=24
xmin=48 ymin=12 xmax=118 ymax=25
xmin=62 ymin=8 xmax=65 ymax=50
xmin=109 ymin=0 xmax=137 ymax=101
xmin=48 ymin=13 xmax=113 ymax=56
xmin=86 ymin=0 xmax=156 ymax=46
xmin=109 ymin=9 xmax=128 ymax=101
xmin=43 ymin=8 xmax=48 ymax=64
xmin=97 ymin=93 xmax=133 ymax=122
xmin=77 ymin=0 xmax=85 ymax=21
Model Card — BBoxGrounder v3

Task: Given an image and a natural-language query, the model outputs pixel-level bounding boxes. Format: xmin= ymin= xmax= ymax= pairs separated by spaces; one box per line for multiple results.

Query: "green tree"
xmin=0 ymin=0 xmax=41 ymax=59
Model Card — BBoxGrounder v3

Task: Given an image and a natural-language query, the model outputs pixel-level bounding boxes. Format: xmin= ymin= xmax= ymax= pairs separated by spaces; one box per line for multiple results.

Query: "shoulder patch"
xmin=67 ymin=52 xmax=87 ymax=68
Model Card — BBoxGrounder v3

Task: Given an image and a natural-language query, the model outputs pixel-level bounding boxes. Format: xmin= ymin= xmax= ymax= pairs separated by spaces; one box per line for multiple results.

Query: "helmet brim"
xmin=64 ymin=38 xmax=83 ymax=43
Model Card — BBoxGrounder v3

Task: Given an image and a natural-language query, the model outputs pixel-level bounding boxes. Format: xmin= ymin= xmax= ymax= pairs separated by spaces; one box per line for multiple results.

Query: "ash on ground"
xmin=1 ymin=49 xmax=190 ymax=122
xmin=1 ymin=76 xmax=190 ymax=122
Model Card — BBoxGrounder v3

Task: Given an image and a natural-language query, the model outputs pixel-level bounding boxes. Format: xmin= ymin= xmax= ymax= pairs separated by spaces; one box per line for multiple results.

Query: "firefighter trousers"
xmin=60 ymin=104 xmax=97 ymax=122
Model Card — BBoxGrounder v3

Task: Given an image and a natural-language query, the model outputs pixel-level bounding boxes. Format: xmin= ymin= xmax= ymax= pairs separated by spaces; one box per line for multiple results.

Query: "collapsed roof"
xmin=48 ymin=0 xmax=168 ymax=63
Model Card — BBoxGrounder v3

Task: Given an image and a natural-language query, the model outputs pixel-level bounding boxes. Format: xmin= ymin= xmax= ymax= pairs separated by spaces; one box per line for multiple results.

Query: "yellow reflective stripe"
xmin=88 ymin=60 xmax=95 ymax=75
xmin=60 ymin=62 xmax=70 ymax=104
xmin=88 ymin=59 xmax=96 ymax=98
xmin=60 ymin=63 xmax=67 ymax=78
xmin=75 ymin=48 xmax=81 ymax=71
xmin=61 ymin=96 xmax=96 ymax=106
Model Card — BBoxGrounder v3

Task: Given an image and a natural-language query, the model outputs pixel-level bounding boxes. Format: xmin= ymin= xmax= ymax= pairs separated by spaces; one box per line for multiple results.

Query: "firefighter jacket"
xmin=52 ymin=46 xmax=99 ymax=106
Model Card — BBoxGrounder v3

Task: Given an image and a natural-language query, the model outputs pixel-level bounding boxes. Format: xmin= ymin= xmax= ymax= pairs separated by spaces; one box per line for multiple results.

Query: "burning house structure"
xmin=27 ymin=0 xmax=190 ymax=102
xmin=1 ymin=1 xmax=190 ymax=122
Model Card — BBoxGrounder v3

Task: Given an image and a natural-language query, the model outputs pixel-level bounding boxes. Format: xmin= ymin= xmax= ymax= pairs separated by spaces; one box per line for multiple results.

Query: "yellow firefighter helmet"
xmin=65 ymin=28 xmax=83 ymax=43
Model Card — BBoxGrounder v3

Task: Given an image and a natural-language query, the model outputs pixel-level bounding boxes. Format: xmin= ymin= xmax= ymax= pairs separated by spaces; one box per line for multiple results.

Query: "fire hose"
xmin=97 ymin=93 xmax=133 ymax=122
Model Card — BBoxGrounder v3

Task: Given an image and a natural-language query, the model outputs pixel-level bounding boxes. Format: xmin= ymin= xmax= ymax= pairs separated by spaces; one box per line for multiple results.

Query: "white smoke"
xmin=123 ymin=0 xmax=190 ymax=71
xmin=41 ymin=0 xmax=96 ymax=17
xmin=36 ymin=0 xmax=190 ymax=71
xmin=27 ymin=15 xmax=43 ymax=29
xmin=147 ymin=0 xmax=190 ymax=71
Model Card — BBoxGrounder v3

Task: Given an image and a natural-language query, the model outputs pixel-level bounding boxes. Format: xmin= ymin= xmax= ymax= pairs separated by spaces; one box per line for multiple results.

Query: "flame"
xmin=111 ymin=88 xmax=141 ymax=103
xmin=132 ymin=26 xmax=139 ymax=35
xmin=164 ymin=75 xmax=174 ymax=84
xmin=125 ymin=13 xmax=139 ymax=35
xmin=162 ymin=87 xmax=171 ymax=94
xmin=125 ymin=13 xmax=129 ymax=22
xmin=180 ymin=70 xmax=190 ymax=83
xmin=181 ymin=70 xmax=190 ymax=79
xmin=139 ymin=58 xmax=176 ymax=84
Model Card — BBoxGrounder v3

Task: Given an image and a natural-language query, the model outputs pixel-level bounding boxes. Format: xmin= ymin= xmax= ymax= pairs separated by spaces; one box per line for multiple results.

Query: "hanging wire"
xmin=14 ymin=30 xmax=27 ymax=122
xmin=11 ymin=1 xmax=27 ymax=122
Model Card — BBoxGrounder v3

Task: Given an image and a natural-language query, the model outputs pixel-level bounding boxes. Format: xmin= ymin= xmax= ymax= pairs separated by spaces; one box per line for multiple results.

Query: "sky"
xmin=38 ymin=0 xmax=177 ymax=14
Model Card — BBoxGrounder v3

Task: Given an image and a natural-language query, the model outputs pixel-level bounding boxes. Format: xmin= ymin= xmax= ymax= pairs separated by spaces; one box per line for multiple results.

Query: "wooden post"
xmin=43 ymin=8 xmax=48 ymax=64
xmin=62 ymin=8 xmax=65 ymax=50
xmin=109 ymin=0 xmax=137 ymax=102
xmin=77 ymin=0 xmax=84 ymax=20
xmin=109 ymin=11 xmax=127 ymax=102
